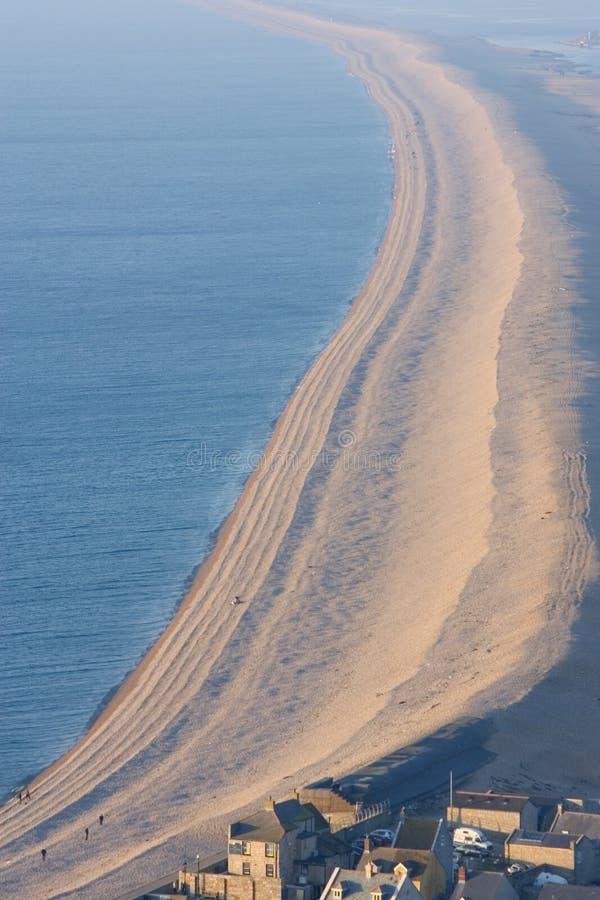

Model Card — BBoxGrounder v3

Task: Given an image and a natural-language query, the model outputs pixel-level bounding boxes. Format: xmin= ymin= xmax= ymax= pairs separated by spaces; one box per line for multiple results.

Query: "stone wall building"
xmin=505 ymin=830 xmax=596 ymax=884
xmin=356 ymin=844 xmax=443 ymax=900
xmin=394 ymin=818 xmax=452 ymax=897
xmin=448 ymin=791 xmax=539 ymax=834
xmin=181 ymin=796 xmax=350 ymax=900
xmin=551 ymin=811 xmax=600 ymax=883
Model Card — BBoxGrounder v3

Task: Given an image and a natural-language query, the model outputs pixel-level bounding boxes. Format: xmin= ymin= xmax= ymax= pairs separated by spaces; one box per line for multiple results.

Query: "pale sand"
xmin=0 ymin=2 xmax=596 ymax=896
xmin=546 ymin=71 xmax=600 ymax=117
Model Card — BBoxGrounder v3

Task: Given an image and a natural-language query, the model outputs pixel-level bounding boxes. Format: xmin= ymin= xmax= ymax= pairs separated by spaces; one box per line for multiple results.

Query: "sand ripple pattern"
xmin=0 ymin=1 xmax=597 ymax=896
xmin=561 ymin=450 xmax=594 ymax=605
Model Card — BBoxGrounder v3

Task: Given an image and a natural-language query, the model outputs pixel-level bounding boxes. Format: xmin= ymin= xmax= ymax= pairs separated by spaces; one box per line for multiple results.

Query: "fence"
xmin=328 ymin=799 xmax=391 ymax=833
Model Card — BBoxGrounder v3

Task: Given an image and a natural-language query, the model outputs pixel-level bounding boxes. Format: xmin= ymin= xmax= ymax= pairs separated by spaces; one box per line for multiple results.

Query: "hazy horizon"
xmin=2 ymin=0 xmax=600 ymax=47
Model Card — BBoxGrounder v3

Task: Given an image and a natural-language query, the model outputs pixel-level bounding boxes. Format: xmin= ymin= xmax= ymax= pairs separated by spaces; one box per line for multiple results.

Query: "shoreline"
xmin=0 ymin=2 xmax=596 ymax=895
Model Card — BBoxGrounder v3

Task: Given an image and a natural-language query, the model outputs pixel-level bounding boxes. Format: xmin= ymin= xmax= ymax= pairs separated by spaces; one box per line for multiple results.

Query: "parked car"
xmin=370 ymin=829 xmax=394 ymax=845
xmin=507 ymin=862 xmax=532 ymax=875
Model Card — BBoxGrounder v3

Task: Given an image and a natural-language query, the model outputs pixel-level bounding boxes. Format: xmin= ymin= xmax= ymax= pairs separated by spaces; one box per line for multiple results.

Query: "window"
xmin=265 ymin=843 xmax=275 ymax=858
xmin=242 ymin=842 xmax=251 ymax=856
xmin=242 ymin=863 xmax=251 ymax=876
xmin=266 ymin=864 xmax=275 ymax=878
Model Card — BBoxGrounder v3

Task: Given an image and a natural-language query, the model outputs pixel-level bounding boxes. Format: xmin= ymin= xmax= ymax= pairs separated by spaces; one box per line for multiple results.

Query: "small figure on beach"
xmin=41 ymin=848 xmax=47 ymax=861
xmin=25 ymin=788 xmax=31 ymax=801
xmin=18 ymin=791 xmax=23 ymax=803
xmin=99 ymin=814 xmax=104 ymax=826
xmin=230 ymin=595 xmax=241 ymax=606
xmin=85 ymin=827 xmax=89 ymax=841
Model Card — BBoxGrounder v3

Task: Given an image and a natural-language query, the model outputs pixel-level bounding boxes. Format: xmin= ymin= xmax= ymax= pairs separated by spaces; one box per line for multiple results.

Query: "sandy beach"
xmin=0 ymin=1 xmax=597 ymax=896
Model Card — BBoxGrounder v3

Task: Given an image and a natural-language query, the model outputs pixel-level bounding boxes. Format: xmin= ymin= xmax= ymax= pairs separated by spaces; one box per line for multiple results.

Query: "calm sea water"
xmin=0 ymin=1 xmax=391 ymax=797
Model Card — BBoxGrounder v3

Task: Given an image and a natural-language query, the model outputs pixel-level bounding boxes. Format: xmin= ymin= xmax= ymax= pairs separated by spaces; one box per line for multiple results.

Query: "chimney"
xmin=265 ymin=796 xmax=275 ymax=811
xmin=364 ymin=861 xmax=378 ymax=878
xmin=364 ymin=835 xmax=372 ymax=853
xmin=457 ymin=865 xmax=467 ymax=884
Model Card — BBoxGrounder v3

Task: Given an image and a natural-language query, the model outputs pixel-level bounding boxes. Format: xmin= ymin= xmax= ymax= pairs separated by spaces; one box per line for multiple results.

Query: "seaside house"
xmin=551 ymin=810 xmax=600 ymax=840
xmin=393 ymin=818 xmax=453 ymax=897
xmin=550 ymin=810 xmax=600 ymax=882
xmin=505 ymin=829 xmax=596 ymax=884
xmin=318 ymin=862 xmax=423 ymax=900
xmin=448 ymin=870 xmax=518 ymax=900
xmin=355 ymin=841 xmax=442 ymax=900
xmin=180 ymin=795 xmax=350 ymax=900
xmin=448 ymin=791 xmax=541 ymax=835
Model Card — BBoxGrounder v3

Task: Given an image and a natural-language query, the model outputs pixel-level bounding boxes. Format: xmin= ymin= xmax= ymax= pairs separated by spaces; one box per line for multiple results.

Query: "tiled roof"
xmin=538 ymin=887 xmax=600 ymax=899
xmin=357 ymin=848 xmax=429 ymax=878
xmin=507 ymin=829 xmax=575 ymax=849
xmin=230 ymin=809 xmax=286 ymax=843
xmin=231 ymin=799 xmax=322 ymax=842
xmin=317 ymin=832 xmax=351 ymax=856
xmin=395 ymin=818 xmax=439 ymax=850
xmin=453 ymin=791 xmax=531 ymax=813
xmin=449 ymin=872 xmax=517 ymax=900
xmin=551 ymin=812 xmax=600 ymax=840
xmin=323 ymin=868 xmax=403 ymax=900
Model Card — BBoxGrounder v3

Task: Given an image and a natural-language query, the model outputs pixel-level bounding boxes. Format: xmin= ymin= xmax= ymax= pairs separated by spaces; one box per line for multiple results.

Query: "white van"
xmin=452 ymin=826 xmax=493 ymax=855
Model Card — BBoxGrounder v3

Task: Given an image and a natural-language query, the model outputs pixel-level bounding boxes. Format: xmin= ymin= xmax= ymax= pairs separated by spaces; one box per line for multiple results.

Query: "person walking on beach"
xmin=25 ymin=788 xmax=31 ymax=801
xmin=18 ymin=791 xmax=22 ymax=803
xmin=85 ymin=827 xmax=89 ymax=841
xmin=41 ymin=848 xmax=47 ymax=861
xmin=99 ymin=814 xmax=104 ymax=826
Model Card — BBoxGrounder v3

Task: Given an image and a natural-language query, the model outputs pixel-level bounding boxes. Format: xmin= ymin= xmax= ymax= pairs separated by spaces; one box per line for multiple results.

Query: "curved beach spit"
xmin=0 ymin=1 xmax=595 ymax=896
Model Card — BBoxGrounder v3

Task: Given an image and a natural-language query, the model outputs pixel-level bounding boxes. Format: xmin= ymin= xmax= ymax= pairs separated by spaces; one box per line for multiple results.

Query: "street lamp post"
xmin=197 ymin=854 xmax=201 ymax=897
xmin=183 ymin=859 xmax=188 ymax=896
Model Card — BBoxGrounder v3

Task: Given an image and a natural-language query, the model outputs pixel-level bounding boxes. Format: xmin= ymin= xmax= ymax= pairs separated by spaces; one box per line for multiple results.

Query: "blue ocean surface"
xmin=0 ymin=1 xmax=391 ymax=797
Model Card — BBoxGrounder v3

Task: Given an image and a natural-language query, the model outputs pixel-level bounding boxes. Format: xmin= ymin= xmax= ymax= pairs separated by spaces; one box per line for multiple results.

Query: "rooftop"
xmin=551 ymin=812 xmax=600 ymax=840
xmin=230 ymin=798 xmax=327 ymax=843
xmin=452 ymin=791 xmax=532 ymax=814
xmin=323 ymin=868 xmax=405 ymax=900
xmin=394 ymin=818 xmax=440 ymax=850
xmin=449 ymin=871 xmax=517 ymax=900
xmin=357 ymin=848 xmax=429 ymax=879
xmin=507 ymin=830 xmax=576 ymax=849
xmin=317 ymin=832 xmax=351 ymax=857
xmin=538 ymin=887 xmax=600 ymax=899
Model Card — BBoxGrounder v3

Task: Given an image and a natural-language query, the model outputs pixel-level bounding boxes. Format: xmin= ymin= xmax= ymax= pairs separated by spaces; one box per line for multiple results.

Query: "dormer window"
xmin=371 ymin=889 xmax=382 ymax=900
xmin=332 ymin=883 xmax=344 ymax=900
